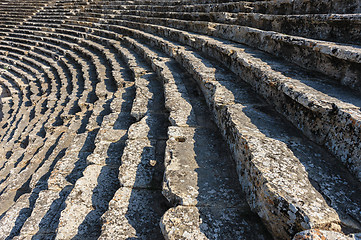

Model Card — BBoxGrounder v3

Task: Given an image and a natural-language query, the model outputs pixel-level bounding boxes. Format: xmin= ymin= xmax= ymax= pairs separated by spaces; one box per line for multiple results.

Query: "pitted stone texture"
xmin=161 ymin=206 xmax=207 ymax=240
xmin=163 ymin=126 xmax=248 ymax=208
xmin=293 ymin=229 xmax=360 ymax=240
xmin=131 ymin=73 xmax=157 ymax=121
xmin=86 ymin=140 xmax=125 ymax=166
xmin=100 ymin=112 xmax=134 ymax=131
xmin=135 ymin=37 xmax=353 ymax=237
xmin=56 ymin=165 xmax=119 ymax=240
xmin=161 ymin=206 xmax=272 ymax=240
xmin=121 ymin=36 xmax=198 ymax=127
xmin=115 ymin=37 xmax=271 ymax=238
xmin=115 ymin=30 xmax=361 ymax=238
xmin=326 ymin=109 xmax=361 ymax=181
xmin=16 ymin=190 xmax=61 ymax=238
xmin=115 ymin=11 xmax=361 ymax=45
xmin=0 ymin=1 xmax=360 ymax=240
xmin=99 ymin=188 xmax=168 ymax=240
xmin=131 ymin=37 xmax=348 ymax=234
xmin=128 ymin=113 xmax=168 ymax=140
xmin=0 ymin=194 xmax=30 ymax=239
xmin=124 ymin=16 xmax=361 ymax=91
xmin=164 ymin=83 xmax=197 ymax=127
xmin=118 ymin=139 xmax=164 ymax=189
xmin=223 ymin=104 xmax=342 ymax=234
xmin=193 ymin=60 xmax=361 ymax=234
xmin=111 ymin=18 xmax=361 ymax=182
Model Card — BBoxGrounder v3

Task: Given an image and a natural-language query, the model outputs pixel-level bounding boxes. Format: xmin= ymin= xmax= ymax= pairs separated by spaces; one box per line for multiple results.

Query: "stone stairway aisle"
xmin=0 ymin=0 xmax=360 ymax=240
xmin=108 ymin=37 xmax=272 ymax=239
xmin=97 ymin=0 xmax=361 ymax=45
xmin=65 ymin=0 xmax=361 ymax=238
xmin=112 ymin=28 xmax=361 ymax=239
xmin=99 ymin=43 xmax=170 ymax=239
xmin=0 ymin=0 xmax=56 ymax=32
xmin=73 ymin=1 xmax=361 ymax=181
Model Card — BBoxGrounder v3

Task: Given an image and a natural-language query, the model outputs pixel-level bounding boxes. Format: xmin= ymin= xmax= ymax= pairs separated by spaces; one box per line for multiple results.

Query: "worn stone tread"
xmin=82 ymin=8 xmax=361 ymax=44
xmin=82 ymin=15 xmax=361 ymax=92
xmin=0 ymin=1 xmax=360 ymax=239
xmin=47 ymin=17 xmax=358 ymax=184
xmin=88 ymin=0 xmax=361 ymax=15
xmin=112 ymin=31 xmax=361 ymax=238
xmin=161 ymin=206 xmax=272 ymax=240
xmin=118 ymin=37 xmax=272 ymax=239
xmin=89 ymin=19 xmax=361 ymax=182
xmin=100 ymin=41 xmax=170 ymax=239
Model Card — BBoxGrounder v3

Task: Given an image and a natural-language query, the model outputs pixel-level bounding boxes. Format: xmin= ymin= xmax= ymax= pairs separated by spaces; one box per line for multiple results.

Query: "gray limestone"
xmin=99 ymin=188 xmax=167 ymax=239
xmin=105 ymin=19 xmax=361 ymax=183
xmin=293 ymin=229 xmax=361 ymax=240
xmin=0 ymin=0 xmax=360 ymax=239
xmin=161 ymin=206 xmax=271 ymax=240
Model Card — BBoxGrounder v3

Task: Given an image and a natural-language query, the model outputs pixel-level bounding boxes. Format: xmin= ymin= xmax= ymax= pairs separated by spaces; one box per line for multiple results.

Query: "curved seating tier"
xmin=0 ymin=0 xmax=360 ymax=239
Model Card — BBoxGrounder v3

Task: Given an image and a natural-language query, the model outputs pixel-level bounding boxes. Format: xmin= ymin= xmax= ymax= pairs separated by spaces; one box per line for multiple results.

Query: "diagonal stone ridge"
xmin=0 ymin=0 xmax=360 ymax=240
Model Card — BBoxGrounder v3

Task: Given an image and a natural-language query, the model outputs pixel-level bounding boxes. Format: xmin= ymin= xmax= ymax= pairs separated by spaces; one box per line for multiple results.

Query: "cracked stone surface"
xmin=0 ymin=0 xmax=360 ymax=239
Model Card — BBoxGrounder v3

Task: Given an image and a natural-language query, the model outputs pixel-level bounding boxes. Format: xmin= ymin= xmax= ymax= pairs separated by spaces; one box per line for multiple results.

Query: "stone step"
xmin=0 ymin=0 xmax=54 ymax=28
xmin=15 ymin=22 xmax=360 ymax=240
xmin=100 ymin=122 xmax=169 ymax=237
xmin=0 ymin=129 xmax=65 ymax=216
xmin=0 ymin=43 xmax=66 ymax=97
xmin=0 ymin=17 xmax=27 ymax=22
xmin=0 ymin=74 xmax=22 ymax=132
xmin=96 ymin=0 xmax=361 ymax=14
xmin=0 ymin=43 xmax=119 ymax=221
xmin=12 ymin=23 xmax=191 ymax=127
xmin=1 ymin=36 xmax=126 ymax=112
xmin=101 ymin=9 xmax=361 ymax=45
xmin=0 ymin=51 xmax=55 ymax=137
xmin=5 ymin=28 xmax=125 ymax=100
xmin=0 ymin=71 xmax=23 ymax=104
xmin=115 ymin=39 xmax=198 ymax=128
xmin=115 ymin=35 xmax=273 ymax=239
xmin=53 ymin=14 xmax=358 ymax=182
xmin=0 ymin=193 xmax=34 ymax=239
xmin=0 ymin=122 xmax=94 ymax=239
xmin=5 ymin=29 xmax=166 ymax=238
xmin=0 ymin=48 xmax=50 ymax=101
xmin=54 ymin=15 xmax=360 ymax=237
xmin=13 ymin=130 xmax=94 ymax=239
xmin=0 ymin=29 xmax=125 ymax=134
xmin=0 ymin=73 xmax=26 ymax=135
xmin=161 ymin=127 xmax=273 ymax=240
xmin=0 ymin=1 xmax=359 ymax=239
xmin=57 ymin=39 xmax=169 ymax=239
xmin=94 ymin=0 xmax=241 ymax=6
xmin=0 ymin=52 xmax=53 ymax=129
xmin=5 ymin=9 xmax=141 ymax=238
xmin=0 ymin=62 xmax=39 ymax=141
xmin=0 ymin=43 xmax=70 ymax=148
xmin=88 ymin=19 xmax=361 ymax=182
xmin=0 ymin=32 xmax=95 ymax=125
xmin=0 ymin=36 xmax=134 ymax=240
xmin=293 ymin=229 xmax=361 ymax=240
xmin=100 ymin=187 xmax=168 ymax=239
xmin=117 ymin=34 xmax=361 ymax=239
xmin=89 ymin=14 xmax=361 ymax=92
xmin=0 ymin=55 xmax=45 ymax=99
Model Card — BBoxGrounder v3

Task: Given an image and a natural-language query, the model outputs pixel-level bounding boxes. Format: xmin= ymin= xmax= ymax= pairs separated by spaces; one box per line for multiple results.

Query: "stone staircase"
xmin=0 ymin=0 xmax=360 ymax=239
